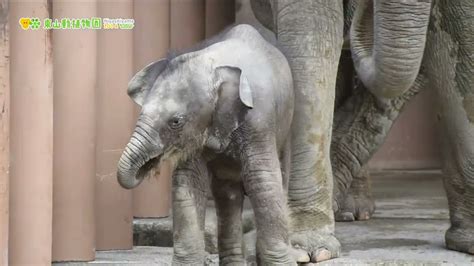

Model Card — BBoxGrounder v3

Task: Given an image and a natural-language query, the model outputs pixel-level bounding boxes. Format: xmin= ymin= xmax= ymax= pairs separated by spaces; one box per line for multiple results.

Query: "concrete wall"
xmin=132 ymin=0 xmax=172 ymax=219
xmin=1 ymin=1 xmax=235 ymax=264
xmin=52 ymin=1 xmax=97 ymax=261
xmin=9 ymin=2 xmax=53 ymax=264
xmin=0 ymin=1 xmax=8 ymax=264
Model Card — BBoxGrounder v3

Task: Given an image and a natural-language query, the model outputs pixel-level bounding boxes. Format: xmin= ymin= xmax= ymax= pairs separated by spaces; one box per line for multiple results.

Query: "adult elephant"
xmin=251 ymin=0 xmax=474 ymax=262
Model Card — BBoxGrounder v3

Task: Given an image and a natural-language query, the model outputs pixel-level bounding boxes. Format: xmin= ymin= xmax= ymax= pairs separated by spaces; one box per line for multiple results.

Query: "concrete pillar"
xmin=132 ymin=0 xmax=172 ymax=218
xmin=170 ymin=0 xmax=205 ymax=50
xmin=0 ymin=1 xmax=8 ymax=264
xmin=205 ymin=0 xmax=235 ymax=38
xmin=9 ymin=1 xmax=53 ymax=264
xmin=52 ymin=1 xmax=97 ymax=261
xmin=95 ymin=1 xmax=134 ymax=250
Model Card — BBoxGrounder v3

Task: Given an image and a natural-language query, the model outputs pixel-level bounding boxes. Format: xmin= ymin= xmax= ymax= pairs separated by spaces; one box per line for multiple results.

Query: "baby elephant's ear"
xmin=128 ymin=59 xmax=168 ymax=106
xmin=215 ymin=66 xmax=254 ymax=108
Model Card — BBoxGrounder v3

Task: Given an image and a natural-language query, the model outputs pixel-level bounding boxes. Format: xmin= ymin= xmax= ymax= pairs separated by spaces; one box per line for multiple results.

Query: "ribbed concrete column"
xmin=9 ymin=1 xmax=53 ymax=265
xmin=96 ymin=1 xmax=134 ymax=250
xmin=170 ymin=0 xmax=205 ymax=50
xmin=0 ymin=1 xmax=9 ymax=264
xmin=52 ymin=1 xmax=97 ymax=261
xmin=132 ymin=0 xmax=172 ymax=218
xmin=205 ymin=0 xmax=235 ymax=38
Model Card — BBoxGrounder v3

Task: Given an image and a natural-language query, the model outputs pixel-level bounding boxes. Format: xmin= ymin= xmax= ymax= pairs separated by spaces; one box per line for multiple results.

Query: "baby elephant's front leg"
xmin=172 ymin=158 xmax=209 ymax=266
xmin=241 ymin=133 xmax=294 ymax=265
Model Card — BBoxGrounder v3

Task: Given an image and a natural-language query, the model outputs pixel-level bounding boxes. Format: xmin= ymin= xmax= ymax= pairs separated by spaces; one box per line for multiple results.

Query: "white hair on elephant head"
xmin=160 ymin=128 xmax=210 ymax=173
xmin=163 ymin=99 xmax=180 ymax=112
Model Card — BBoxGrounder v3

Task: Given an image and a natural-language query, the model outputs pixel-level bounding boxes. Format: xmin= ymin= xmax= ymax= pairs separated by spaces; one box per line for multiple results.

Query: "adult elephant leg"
xmin=333 ymin=50 xmax=376 ymax=222
xmin=272 ymin=0 xmax=344 ymax=262
xmin=331 ymin=73 xmax=427 ymax=214
xmin=425 ymin=0 xmax=474 ymax=254
xmin=250 ymin=0 xmax=273 ymax=31
xmin=334 ymin=165 xmax=375 ymax=221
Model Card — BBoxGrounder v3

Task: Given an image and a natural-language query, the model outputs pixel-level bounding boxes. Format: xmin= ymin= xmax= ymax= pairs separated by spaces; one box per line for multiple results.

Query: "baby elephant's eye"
xmin=168 ymin=115 xmax=185 ymax=130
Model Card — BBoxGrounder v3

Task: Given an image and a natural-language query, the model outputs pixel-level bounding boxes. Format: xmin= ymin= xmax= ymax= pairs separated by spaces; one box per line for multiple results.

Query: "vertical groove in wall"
xmin=0 ymin=0 xmax=8 ymax=264
xmin=95 ymin=0 xmax=134 ymax=250
xmin=170 ymin=0 xmax=206 ymax=51
xmin=52 ymin=1 xmax=97 ymax=261
xmin=9 ymin=1 xmax=53 ymax=264
xmin=205 ymin=0 xmax=235 ymax=38
xmin=132 ymin=0 xmax=172 ymax=219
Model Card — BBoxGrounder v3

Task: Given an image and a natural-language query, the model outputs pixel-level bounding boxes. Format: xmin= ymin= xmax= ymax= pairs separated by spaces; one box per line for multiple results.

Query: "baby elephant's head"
xmin=117 ymin=55 xmax=254 ymax=189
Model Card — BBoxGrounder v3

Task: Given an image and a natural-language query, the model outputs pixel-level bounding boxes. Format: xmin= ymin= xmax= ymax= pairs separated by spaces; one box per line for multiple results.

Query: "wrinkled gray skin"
xmin=117 ymin=25 xmax=298 ymax=265
xmin=426 ymin=0 xmax=474 ymax=254
xmin=251 ymin=0 xmax=474 ymax=260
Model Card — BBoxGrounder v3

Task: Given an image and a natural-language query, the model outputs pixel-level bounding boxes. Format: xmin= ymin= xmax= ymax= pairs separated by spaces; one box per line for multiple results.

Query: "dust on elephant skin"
xmin=117 ymin=24 xmax=298 ymax=265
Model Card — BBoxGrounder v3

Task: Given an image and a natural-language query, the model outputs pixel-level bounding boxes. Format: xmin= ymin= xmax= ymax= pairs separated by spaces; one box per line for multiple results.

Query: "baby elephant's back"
xmin=219 ymin=24 xmax=294 ymax=146
xmin=223 ymin=25 xmax=293 ymax=95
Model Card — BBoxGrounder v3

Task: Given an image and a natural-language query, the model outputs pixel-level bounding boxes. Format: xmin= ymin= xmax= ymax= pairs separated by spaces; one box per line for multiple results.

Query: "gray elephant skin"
xmin=250 ymin=0 xmax=474 ymax=261
xmin=117 ymin=25 xmax=297 ymax=265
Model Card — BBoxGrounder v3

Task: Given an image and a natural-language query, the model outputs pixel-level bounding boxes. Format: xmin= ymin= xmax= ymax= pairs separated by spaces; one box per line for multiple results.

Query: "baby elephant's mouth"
xmin=137 ymin=155 xmax=162 ymax=180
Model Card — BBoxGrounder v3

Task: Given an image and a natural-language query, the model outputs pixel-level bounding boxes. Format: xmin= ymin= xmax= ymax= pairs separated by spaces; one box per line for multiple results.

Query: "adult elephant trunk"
xmin=351 ymin=0 xmax=431 ymax=99
xmin=117 ymin=117 xmax=162 ymax=189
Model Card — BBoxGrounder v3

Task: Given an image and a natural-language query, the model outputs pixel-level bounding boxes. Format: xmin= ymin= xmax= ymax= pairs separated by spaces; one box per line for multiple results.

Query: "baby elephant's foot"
xmin=445 ymin=226 xmax=474 ymax=254
xmin=219 ymin=256 xmax=247 ymax=266
xmin=257 ymin=243 xmax=297 ymax=265
xmin=172 ymin=252 xmax=208 ymax=266
xmin=334 ymin=191 xmax=375 ymax=222
xmin=290 ymin=230 xmax=340 ymax=263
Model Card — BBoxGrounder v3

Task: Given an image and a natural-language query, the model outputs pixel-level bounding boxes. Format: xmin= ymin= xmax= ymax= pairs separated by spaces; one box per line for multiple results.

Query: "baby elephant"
xmin=117 ymin=24 xmax=295 ymax=265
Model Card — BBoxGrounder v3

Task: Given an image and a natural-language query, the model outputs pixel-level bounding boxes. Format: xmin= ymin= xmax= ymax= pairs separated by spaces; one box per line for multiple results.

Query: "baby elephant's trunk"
xmin=117 ymin=117 xmax=162 ymax=189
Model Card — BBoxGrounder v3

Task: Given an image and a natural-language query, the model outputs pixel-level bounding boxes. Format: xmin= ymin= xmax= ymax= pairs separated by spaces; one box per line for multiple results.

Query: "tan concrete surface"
xmin=205 ymin=0 xmax=235 ymax=38
xmin=52 ymin=1 xmax=97 ymax=261
xmin=0 ymin=1 xmax=8 ymax=264
xmin=95 ymin=0 xmax=134 ymax=251
xmin=170 ymin=0 xmax=205 ymax=51
xmin=57 ymin=172 xmax=474 ymax=265
xmin=9 ymin=1 xmax=53 ymax=264
xmin=132 ymin=0 xmax=172 ymax=219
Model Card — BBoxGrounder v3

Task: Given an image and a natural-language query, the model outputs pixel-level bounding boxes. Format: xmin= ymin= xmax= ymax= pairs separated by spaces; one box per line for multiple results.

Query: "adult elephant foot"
xmin=241 ymin=228 xmax=338 ymax=264
xmin=445 ymin=226 xmax=474 ymax=255
xmin=335 ymin=166 xmax=375 ymax=222
xmin=335 ymin=191 xmax=375 ymax=222
xmin=290 ymin=230 xmax=340 ymax=263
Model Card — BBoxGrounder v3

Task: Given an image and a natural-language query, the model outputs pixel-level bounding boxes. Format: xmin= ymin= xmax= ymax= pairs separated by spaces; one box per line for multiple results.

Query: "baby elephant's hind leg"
xmin=211 ymin=177 xmax=246 ymax=265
